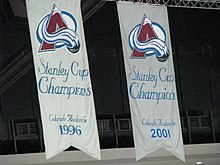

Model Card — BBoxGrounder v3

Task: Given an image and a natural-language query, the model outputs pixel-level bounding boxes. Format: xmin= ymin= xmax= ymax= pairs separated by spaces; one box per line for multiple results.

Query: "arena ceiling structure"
xmin=123 ymin=0 xmax=220 ymax=9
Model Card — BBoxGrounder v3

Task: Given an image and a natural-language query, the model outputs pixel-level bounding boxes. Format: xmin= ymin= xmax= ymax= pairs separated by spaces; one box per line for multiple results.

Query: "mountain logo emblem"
xmin=36 ymin=4 xmax=80 ymax=54
xmin=129 ymin=15 xmax=169 ymax=62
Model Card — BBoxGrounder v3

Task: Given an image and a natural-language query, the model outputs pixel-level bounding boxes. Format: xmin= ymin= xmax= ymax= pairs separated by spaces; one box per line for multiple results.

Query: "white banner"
xmin=117 ymin=2 xmax=185 ymax=161
xmin=26 ymin=0 xmax=100 ymax=159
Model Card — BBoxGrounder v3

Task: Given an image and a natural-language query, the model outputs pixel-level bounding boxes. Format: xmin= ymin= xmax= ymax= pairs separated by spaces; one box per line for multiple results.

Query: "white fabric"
xmin=117 ymin=2 xmax=185 ymax=161
xmin=26 ymin=0 xmax=101 ymax=159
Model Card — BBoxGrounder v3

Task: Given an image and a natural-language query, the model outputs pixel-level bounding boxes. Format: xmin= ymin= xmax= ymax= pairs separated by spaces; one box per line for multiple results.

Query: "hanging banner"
xmin=117 ymin=2 xmax=185 ymax=161
xmin=26 ymin=0 xmax=101 ymax=159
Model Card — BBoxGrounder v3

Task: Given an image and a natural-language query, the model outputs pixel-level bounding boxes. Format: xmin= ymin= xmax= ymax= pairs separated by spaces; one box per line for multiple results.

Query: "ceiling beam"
xmin=120 ymin=0 xmax=220 ymax=10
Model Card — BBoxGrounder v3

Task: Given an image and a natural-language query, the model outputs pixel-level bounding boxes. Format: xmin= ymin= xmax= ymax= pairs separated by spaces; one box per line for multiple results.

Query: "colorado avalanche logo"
xmin=36 ymin=4 xmax=80 ymax=54
xmin=129 ymin=15 xmax=169 ymax=62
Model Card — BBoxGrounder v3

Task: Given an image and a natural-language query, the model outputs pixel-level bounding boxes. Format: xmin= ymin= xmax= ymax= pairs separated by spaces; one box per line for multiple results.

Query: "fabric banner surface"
xmin=26 ymin=0 xmax=100 ymax=159
xmin=117 ymin=2 xmax=185 ymax=161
